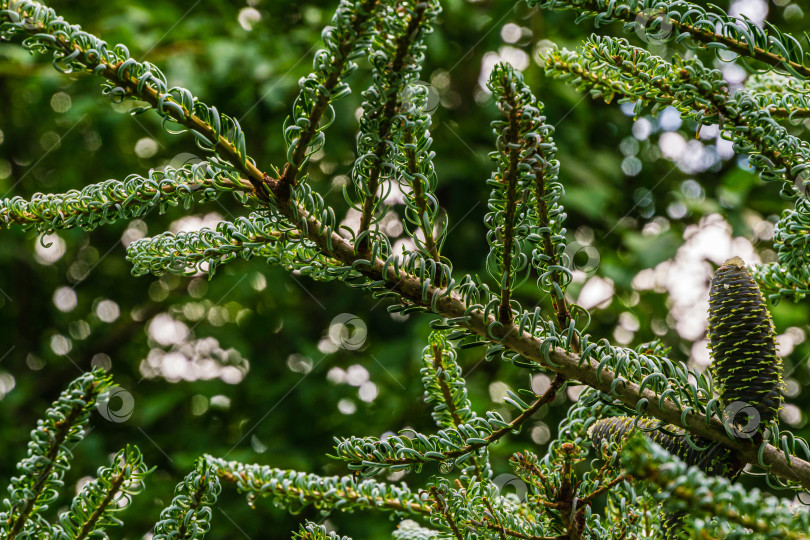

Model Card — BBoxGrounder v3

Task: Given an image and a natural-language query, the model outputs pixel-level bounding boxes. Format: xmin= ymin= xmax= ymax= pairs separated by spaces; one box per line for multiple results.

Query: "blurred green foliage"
xmin=0 ymin=0 xmax=808 ymax=537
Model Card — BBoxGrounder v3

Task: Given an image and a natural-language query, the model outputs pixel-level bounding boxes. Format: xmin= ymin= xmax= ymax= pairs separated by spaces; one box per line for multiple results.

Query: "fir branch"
xmin=530 ymin=0 xmax=810 ymax=78
xmin=52 ymin=445 xmax=151 ymax=540
xmin=504 ymin=67 xmax=571 ymax=336
xmin=393 ymin=519 xmax=439 ymax=540
xmin=554 ymin=443 xmax=585 ymax=539
xmin=0 ymin=368 xmax=113 ymax=540
xmin=277 ymin=0 xmax=381 ymax=196
xmin=207 ymin=456 xmax=429 ymax=515
xmin=743 ymin=74 xmax=810 ymax=121
xmin=753 ymin=198 xmax=810 ymax=302
xmin=425 ymin=478 xmax=552 ymax=539
xmin=575 ymin=468 xmax=626 ymax=506
xmin=426 ymin=485 xmax=463 ymax=540
xmin=0 ymin=9 xmax=616 ymax=495
xmin=401 ymin=128 xmax=440 ymax=259
xmin=0 ymin=0 xmax=275 ymax=200
xmin=421 ymin=331 xmax=474 ymax=430
xmin=352 ymin=0 xmax=440 ymax=253
xmin=749 ymin=95 xmax=810 ymax=120
xmin=530 ymin=162 xmax=571 ymax=336
xmin=0 ymin=161 xmax=254 ymax=234
xmin=293 ymin=522 xmax=352 ymax=540
xmin=126 ymin=211 xmax=341 ymax=280
xmin=487 ymin=63 xmax=572 ymax=335
xmin=334 ymin=374 xmax=564 ymax=474
xmin=511 ymin=448 xmax=602 ymax=538
xmin=487 ymin=63 xmax=532 ymax=326
xmin=620 ymin=436 xmax=810 ymax=540
xmin=745 ymin=71 xmax=810 ymax=95
xmin=513 ymin=440 xmax=608 ymax=538
xmin=396 ymin=83 xmax=443 ymax=263
xmin=509 ymin=451 xmax=547 ymax=494
xmin=153 ymin=457 xmax=221 ymax=540
xmin=541 ymin=47 xmax=637 ymax=103
xmin=421 ymin=331 xmax=492 ymax=490
xmin=468 ymin=521 xmax=554 ymax=540
xmin=548 ymin=36 xmax=810 ymax=189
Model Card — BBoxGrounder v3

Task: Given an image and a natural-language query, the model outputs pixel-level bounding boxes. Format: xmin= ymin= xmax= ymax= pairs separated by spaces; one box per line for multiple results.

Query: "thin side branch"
xmin=403 ymin=127 xmax=441 ymax=263
xmin=277 ymin=0 xmax=380 ymax=195
xmin=496 ymin=96 xmax=523 ymax=326
xmin=356 ymin=3 xmax=430 ymax=253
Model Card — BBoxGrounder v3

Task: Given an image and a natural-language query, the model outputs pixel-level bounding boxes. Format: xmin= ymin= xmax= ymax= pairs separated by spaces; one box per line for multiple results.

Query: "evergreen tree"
xmin=1 ymin=0 xmax=810 ymax=537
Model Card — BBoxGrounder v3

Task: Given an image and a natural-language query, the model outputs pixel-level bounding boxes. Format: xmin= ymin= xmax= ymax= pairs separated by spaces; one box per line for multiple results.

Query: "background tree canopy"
xmin=0 ymin=0 xmax=809 ymax=537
